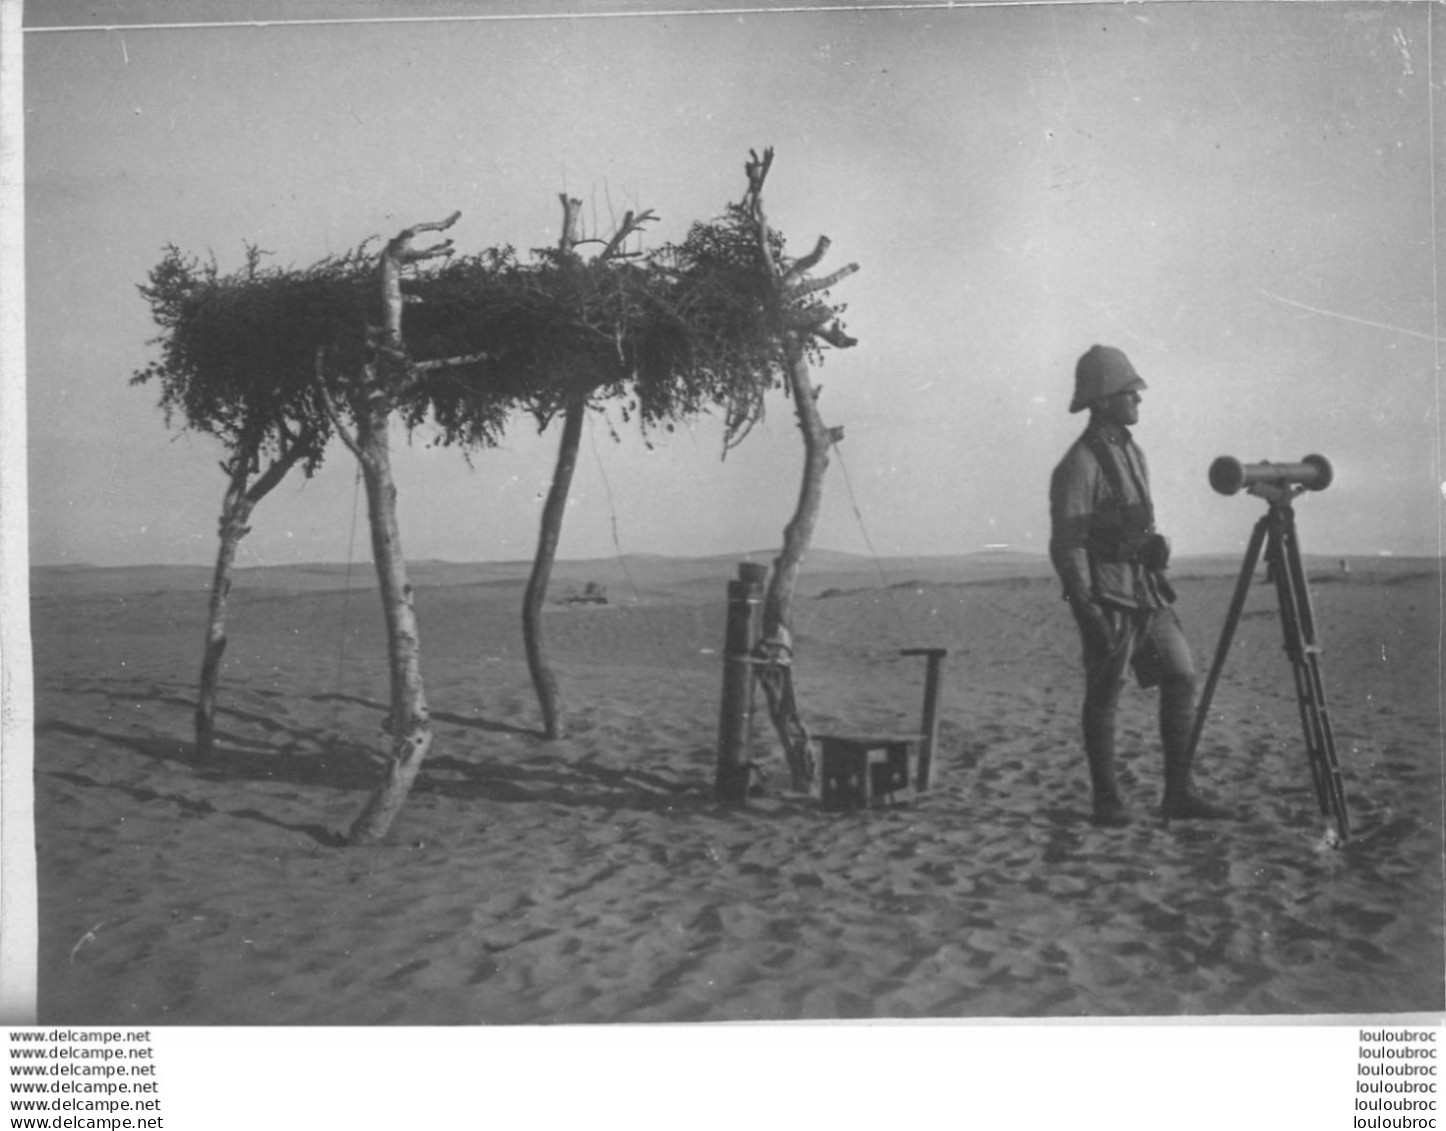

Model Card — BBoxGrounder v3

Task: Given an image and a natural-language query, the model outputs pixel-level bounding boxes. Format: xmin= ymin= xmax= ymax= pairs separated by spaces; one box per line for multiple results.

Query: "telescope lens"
xmin=1209 ymin=456 xmax=1246 ymax=496
xmin=1302 ymin=453 xmax=1333 ymax=491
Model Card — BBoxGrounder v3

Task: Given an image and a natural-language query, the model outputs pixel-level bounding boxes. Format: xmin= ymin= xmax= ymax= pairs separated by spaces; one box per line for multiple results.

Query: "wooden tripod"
xmin=1187 ymin=484 xmax=1350 ymax=842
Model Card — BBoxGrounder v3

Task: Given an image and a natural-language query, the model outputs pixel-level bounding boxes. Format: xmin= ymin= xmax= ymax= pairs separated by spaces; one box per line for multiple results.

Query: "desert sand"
xmin=27 ymin=549 xmax=1443 ymax=1024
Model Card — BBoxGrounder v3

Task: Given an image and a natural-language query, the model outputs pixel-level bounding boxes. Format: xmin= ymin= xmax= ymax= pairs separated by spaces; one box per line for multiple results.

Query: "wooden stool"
xmin=816 ymin=735 xmax=916 ymax=810
xmin=815 ymin=648 xmax=949 ymax=812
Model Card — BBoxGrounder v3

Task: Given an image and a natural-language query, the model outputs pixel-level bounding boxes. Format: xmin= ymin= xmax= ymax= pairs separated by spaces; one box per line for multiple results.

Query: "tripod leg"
xmin=1284 ymin=522 xmax=1351 ymax=841
xmin=1185 ymin=513 xmax=1270 ymax=762
xmin=1274 ymin=511 xmax=1350 ymax=841
xmin=1267 ymin=523 xmax=1322 ymax=800
xmin=1308 ymin=662 xmax=1350 ymax=841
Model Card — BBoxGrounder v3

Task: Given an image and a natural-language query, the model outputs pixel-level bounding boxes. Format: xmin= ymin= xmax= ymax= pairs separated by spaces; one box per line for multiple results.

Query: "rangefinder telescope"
xmin=1189 ymin=449 xmax=1349 ymax=842
xmin=1209 ymin=453 xmax=1333 ymax=497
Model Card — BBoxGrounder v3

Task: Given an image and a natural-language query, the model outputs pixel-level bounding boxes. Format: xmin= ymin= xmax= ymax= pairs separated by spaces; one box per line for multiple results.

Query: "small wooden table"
xmin=816 ymin=647 xmax=950 ymax=811
xmin=816 ymin=734 xmax=918 ymax=810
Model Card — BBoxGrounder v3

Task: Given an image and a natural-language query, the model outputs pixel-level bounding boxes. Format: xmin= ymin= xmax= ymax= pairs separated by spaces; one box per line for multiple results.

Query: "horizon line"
xmin=28 ymin=547 xmax=1434 ymax=572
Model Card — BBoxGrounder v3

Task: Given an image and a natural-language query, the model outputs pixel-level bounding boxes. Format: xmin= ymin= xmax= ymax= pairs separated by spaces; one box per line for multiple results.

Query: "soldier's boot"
xmin=1084 ymin=703 xmax=1130 ymax=828
xmin=1159 ymin=674 xmax=1231 ymax=821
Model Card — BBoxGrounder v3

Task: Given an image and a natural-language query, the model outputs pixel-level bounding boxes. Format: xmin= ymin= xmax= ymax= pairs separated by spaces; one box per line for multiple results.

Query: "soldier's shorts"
xmin=1075 ymin=603 xmax=1195 ymax=692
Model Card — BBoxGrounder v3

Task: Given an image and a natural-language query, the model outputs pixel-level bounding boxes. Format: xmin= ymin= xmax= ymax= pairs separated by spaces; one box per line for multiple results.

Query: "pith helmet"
xmin=1069 ymin=344 xmax=1147 ymax=413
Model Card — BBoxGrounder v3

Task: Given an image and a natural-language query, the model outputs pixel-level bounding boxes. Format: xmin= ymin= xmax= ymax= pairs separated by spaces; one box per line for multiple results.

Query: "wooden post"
xmin=901 ymin=648 xmax=948 ymax=790
xmin=522 ymin=395 xmax=586 ymax=740
xmin=716 ymin=562 xmax=767 ymax=803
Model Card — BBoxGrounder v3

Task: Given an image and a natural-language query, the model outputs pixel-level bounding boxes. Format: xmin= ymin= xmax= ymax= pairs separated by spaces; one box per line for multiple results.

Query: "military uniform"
xmin=1048 ymin=345 xmax=1227 ymax=826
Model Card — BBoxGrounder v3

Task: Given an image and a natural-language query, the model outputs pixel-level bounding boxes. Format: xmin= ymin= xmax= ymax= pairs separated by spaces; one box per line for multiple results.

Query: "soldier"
xmin=1049 ymin=345 xmax=1230 ymax=827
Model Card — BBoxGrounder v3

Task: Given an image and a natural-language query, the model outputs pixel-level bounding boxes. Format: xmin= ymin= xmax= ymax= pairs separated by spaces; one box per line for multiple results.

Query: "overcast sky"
xmin=19 ymin=0 xmax=1443 ymax=568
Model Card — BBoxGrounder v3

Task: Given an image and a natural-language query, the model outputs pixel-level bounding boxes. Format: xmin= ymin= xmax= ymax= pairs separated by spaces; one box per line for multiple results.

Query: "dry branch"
xmin=412 ymin=351 xmax=492 ymax=374
xmin=599 ymin=209 xmax=659 ymax=262
xmin=312 ymin=349 xmax=363 ymax=461
xmin=375 ymin=211 xmax=461 ymax=343
xmin=785 ymin=236 xmax=831 ymax=282
xmin=790 ymin=263 xmax=860 ymax=299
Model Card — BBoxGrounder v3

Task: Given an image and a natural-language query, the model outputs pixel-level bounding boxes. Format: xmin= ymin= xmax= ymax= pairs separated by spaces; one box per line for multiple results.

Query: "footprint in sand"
xmin=1332 ymin=906 xmax=1397 ymax=935
xmin=916 ymin=860 xmax=955 ymax=884
xmin=379 ymin=958 xmax=431 ymax=985
xmin=688 ymin=905 xmax=725 ymax=934
xmin=467 ymin=957 xmax=500 ymax=985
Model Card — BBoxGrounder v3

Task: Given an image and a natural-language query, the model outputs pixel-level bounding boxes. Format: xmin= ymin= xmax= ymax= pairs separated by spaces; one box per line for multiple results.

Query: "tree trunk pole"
xmin=346 ymin=416 xmax=434 ymax=846
xmin=322 ymin=212 xmax=459 ymax=846
xmin=194 ymin=437 xmax=310 ymax=760
xmin=522 ymin=397 xmax=586 ymax=739
xmin=195 ymin=490 xmax=252 ymax=760
xmin=514 ymin=199 xmax=654 ymax=740
xmin=762 ymin=340 xmax=835 ymax=643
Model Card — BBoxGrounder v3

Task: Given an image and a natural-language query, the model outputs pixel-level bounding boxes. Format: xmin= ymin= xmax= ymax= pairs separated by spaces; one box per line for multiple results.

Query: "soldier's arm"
xmin=1049 ymin=450 xmax=1097 ymax=606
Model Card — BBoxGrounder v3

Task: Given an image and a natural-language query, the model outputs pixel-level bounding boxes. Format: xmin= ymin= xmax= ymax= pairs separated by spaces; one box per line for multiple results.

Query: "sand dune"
xmin=28 ymin=552 xmax=1443 ymax=1023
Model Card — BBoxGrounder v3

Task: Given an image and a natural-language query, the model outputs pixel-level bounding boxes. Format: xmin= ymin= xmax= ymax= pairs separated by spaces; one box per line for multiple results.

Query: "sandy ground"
xmin=26 ymin=550 xmax=1444 ymax=1024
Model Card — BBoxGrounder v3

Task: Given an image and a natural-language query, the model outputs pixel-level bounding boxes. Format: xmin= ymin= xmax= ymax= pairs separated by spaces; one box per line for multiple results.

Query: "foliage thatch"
xmin=133 ymin=197 xmax=850 ymax=464
xmin=409 ymin=201 xmax=848 ymax=453
xmin=131 ymin=244 xmax=375 ymax=472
